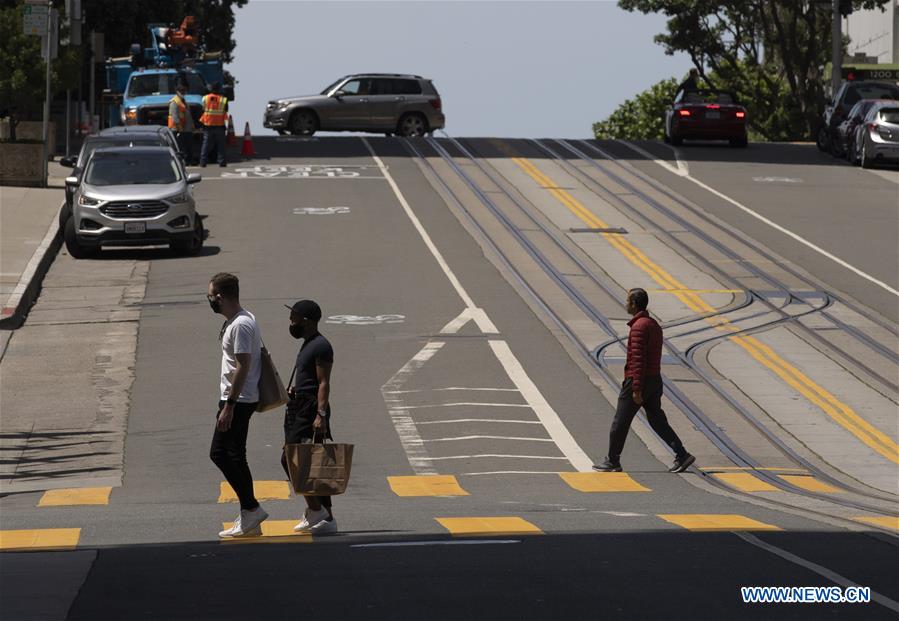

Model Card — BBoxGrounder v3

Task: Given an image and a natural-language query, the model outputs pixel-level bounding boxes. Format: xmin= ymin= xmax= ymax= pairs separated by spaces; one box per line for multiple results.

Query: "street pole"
xmin=41 ymin=0 xmax=52 ymax=188
xmin=832 ymin=0 xmax=842 ymax=94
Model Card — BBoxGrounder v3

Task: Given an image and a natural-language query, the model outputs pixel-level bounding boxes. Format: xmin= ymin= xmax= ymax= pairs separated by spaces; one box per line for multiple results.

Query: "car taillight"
xmin=735 ymin=111 xmax=746 ymax=118
xmin=868 ymin=122 xmax=878 ymax=131
xmin=430 ymin=98 xmax=442 ymax=111
xmin=678 ymin=109 xmax=691 ymax=117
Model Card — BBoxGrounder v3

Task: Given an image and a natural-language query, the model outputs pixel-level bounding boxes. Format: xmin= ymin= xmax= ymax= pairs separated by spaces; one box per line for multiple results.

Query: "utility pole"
xmin=831 ymin=0 xmax=842 ymax=94
xmin=41 ymin=0 xmax=52 ymax=188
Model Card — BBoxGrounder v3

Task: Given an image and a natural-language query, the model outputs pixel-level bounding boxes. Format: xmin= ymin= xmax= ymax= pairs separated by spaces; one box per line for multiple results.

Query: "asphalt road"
xmin=1 ymin=136 xmax=896 ymax=621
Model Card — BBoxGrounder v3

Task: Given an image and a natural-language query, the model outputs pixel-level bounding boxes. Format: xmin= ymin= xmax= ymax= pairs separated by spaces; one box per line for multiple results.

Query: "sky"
xmin=226 ymin=1 xmax=692 ymax=138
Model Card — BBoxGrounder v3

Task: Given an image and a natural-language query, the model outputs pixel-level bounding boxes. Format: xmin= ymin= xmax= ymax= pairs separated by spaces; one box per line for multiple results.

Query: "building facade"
xmin=845 ymin=0 xmax=898 ymax=64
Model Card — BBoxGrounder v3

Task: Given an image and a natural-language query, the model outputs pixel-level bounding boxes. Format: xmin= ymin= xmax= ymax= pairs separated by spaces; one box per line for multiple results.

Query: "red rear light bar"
xmin=678 ymin=109 xmax=692 ymax=117
xmin=430 ymin=98 xmax=442 ymax=111
xmin=736 ymin=111 xmax=746 ymax=118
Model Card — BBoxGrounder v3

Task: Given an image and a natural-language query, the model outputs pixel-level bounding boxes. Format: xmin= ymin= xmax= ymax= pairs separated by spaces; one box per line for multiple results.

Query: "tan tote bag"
xmin=285 ymin=438 xmax=354 ymax=495
xmin=256 ymin=343 xmax=289 ymax=412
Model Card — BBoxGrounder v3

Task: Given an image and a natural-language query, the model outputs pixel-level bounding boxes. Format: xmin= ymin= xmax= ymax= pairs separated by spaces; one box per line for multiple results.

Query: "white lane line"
xmin=488 ymin=340 xmax=594 ymax=472
xmin=614 ymin=139 xmax=689 ymax=177
xmin=362 ymin=137 xmax=498 ymax=333
xmin=352 ymin=540 xmax=521 ymax=548
xmin=417 ymin=454 xmax=569 ymax=461
xmin=601 ymin=511 xmax=648 ymax=517
xmin=384 ymin=388 xmax=520 ymax=394
xmin=422 ymin=435 xmax=554 ymax=443
xmin=463 ymin=471 xmax=562 ymax=476
xmin=734 ymin=532 xmax=899 ymax=613
xmin=605 ymin=139 xmax=899 ymax=297
xmin=417 ymin=419 xmax=542 ymax=425
xmin=393 ymin=402 xmax=531 ymax=410
xmin=381 ymin=342 xmax=445 ymax=475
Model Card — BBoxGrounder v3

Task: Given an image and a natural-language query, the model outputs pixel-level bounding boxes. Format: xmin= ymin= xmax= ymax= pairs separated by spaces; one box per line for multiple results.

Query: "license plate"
xmin=124 ymin=222 xmax=146 ymax=234
xmin=706 ymin=111 xmax=720 ymax=119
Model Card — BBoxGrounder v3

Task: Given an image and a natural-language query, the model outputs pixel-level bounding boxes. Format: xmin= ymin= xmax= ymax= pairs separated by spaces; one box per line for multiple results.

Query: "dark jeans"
xmin=176 ymin=130 xmax=194 ymax=163
xmin=210 ymin=401 xmax=259 ymax=511
xmin=281 ymin=392 xmax=331 ymax=509
xmin=200 ymin=126 xmax=226 ymax=165
xmin=607 ymin=376 xmax=686 ymax=462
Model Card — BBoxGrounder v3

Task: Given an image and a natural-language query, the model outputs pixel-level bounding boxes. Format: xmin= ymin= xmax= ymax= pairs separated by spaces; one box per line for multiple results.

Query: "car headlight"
xmin=78 ymin=194 xmax=102 ymax=206
xmin=166 ymin=191 xmax=191 ymax=204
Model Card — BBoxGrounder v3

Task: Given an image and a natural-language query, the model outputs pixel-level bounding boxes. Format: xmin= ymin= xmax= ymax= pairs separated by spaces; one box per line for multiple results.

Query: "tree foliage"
xmin=593 ymin=78 xmax=678 ymax=140
xmin=617 ymin=0 xmax=891 ymax=140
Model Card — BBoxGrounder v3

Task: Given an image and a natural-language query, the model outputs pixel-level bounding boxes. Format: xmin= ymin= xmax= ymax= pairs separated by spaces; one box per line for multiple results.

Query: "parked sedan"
xmin=263 ymin=73 xmax=445 ymax=137
xmin=64 ymin=146 xmax=203 ymax=258
xmin=832 ymin=99 xmax=878 ymax=159
xmin=665 ymin=89 xmax=748 ymax=147
xmin=852 ymin=101 xmax=899 ymax=169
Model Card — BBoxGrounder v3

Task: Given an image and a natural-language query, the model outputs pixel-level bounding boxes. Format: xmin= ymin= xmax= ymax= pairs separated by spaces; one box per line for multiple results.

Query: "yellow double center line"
xmin=512 ymin=157 xmax=899 ymax=465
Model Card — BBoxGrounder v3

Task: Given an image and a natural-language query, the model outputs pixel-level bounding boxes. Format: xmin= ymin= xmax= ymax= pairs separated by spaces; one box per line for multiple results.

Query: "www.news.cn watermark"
xmin=741 ymin=586 xmax=871 ymax=604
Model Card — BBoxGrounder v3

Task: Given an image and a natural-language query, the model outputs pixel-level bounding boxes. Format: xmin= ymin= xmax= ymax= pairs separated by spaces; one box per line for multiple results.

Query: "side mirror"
xmin=187 ymin=173 xmax=202 ymax=184
xmin=332 ymin=90 xmax=345 ymax=99
xmin=65 ymin=176 xmax=80 ymax=186
xmin=60 ymin=156 xmax=76 ymax=168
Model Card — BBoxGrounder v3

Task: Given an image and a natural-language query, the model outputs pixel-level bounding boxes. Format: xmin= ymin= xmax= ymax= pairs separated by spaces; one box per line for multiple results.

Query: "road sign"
xmin=39 ymin=9 xmax=59 ymax=60
xmin=23 ymin=3 xmax=48 ymax=35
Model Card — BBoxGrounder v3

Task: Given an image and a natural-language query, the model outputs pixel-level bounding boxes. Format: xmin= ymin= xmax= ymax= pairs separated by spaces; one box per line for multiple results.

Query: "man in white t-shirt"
xmin=207 ymin=272 xmax=268 ymax=538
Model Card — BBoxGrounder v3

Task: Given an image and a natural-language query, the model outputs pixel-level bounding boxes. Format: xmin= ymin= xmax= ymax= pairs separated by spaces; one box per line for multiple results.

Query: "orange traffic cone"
xmin=240 ymin=122 xmax=256 ymax=157
xmin=227 ymin=115 xmax=236 ymax=146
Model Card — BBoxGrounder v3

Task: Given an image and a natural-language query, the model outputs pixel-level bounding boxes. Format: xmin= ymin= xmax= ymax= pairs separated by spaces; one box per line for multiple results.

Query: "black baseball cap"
xmin=284 ymin=300 xmax=322 ymax=321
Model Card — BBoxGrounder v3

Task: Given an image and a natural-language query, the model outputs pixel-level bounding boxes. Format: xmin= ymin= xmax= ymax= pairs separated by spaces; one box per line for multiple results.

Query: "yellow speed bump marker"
xmin=559 ymin=472 xmax=651 ymax=493
xmin=220 ymin=520 xmax=312 ymax=543
xmin=0 ymin=528 xmax=81 ymax=550
xmin=388 ymin=475 xmax=469 ymax=497
xmin=712 ymin=473 xmax=780 ymax=493
xmin=38 ymin=487 xmax=112 ymax=506
xmin=659 ymin=514 xmax=782 ymax=532
xmin=436 ymin=517 xmax=543 ymax=537
xmin=852 ymin=516 xmax=899 ymax=532
xmin=218 ymin=481 xmax=291 ymax=503
xmin=778 ymin=475 xmax=843 ymax=494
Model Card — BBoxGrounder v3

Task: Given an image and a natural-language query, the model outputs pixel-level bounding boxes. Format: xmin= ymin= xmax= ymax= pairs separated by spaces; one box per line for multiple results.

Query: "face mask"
xmin=208 ymin=296 xmax=222 ymax=314
xmin=289 ymin=323 xmax=303 ymax=339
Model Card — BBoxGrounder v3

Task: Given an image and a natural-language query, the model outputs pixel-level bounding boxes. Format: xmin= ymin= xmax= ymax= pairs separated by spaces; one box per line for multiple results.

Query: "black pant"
xmin=608 ymin=376 xmax=686 ymax=461
xmin=200 ymin=126 xmax=226 ymax=165
xmin=280 ymin=392 xmax=332 ymax=509
xmin=210 ymin=401 xmax=259 ymax=511
xmin=176 ymin=130 xmax=194 ymax=163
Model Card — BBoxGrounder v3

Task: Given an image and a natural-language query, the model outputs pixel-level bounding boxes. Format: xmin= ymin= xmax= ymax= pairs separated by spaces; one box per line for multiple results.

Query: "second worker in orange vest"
xmin=199 ymin=82 xmax=229 ymax=167
xmin=168 ymin=84 xmax=196 ymax=164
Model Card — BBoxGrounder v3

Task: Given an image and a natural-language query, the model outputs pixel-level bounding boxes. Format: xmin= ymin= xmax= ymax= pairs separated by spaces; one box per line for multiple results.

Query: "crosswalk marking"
xmin=220 ymin=520 xmax=312 ymax=542
xmin=658 ymin=514 xmax=782 ymax=531
xmin=852 ymin=516 xmax=899 ymax=531
xmin=388 ymin=475 xmax=469 ymax=497
xmin=436 ymin=517 xmax=544 ymax=536
xmin=218 ymin=481 xmax=291 ymax=503
xmin=712 ymin=472 xmax=780 ymax=492
xmin=0 ymin=528 xmax=81 ymax=550
xmin=778 ymin=475 xmax=843 ymax=493
xmin=38 ymin=487 xmax=112 ymax=506
xmin=558 ymin=472 xmax=651 ymax=492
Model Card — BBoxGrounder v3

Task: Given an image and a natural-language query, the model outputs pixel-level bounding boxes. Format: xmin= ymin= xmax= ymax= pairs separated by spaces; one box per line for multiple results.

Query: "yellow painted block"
xmin=778 ymin=475 xmax=843 ymax=494
xmin=852 ymin=516 xmax=899 ymax=531
xmin=436 ymin=517 xmax=543 ymax=537
xmin=388 ymin=475 xmax=469 ymax=497
xmin=0 ymin=528 xmax=81 ymax=550
xmin=713 ymin=472 xmax=780 ymax=492
xmin=218 ymin=481 xmax=291 ymax=503
xmin=658 ymin=514 xmax=782 ymax=532
xmin=38 ymin=487 xmax=112 ymax=506
xmin=220 ymin=520 xmax=312 ymax=543
xmin=558 ymin=472 xmax=651 ymax=493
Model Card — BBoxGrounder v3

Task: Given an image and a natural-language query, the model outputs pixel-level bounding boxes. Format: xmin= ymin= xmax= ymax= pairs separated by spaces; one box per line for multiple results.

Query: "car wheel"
xmin=860 ymin=137 xmax=873 ymax=169
xmin=277 ymin=130 xmax=287 ymax=136
xmin=58 ymin=203 xmax=72 ymax=229
xmin=830 ymin=135 xmax=844 ymax=158
xmin=64 ymin=217 xmax=90 ymax=259
xmin=729 ymin=136 xmax=748 ymax=148
xmin=173 ymin=216 xmax=204 ymax=256
xmin=397 ymin=113 xmax=428 ymax=137
xmin=670 ymin=132 xmax=683 ymax=146
xmin=816 ymin=125 xmax=830 ymax=153
xmin=289 ymin=110 xmax=318 ymax=136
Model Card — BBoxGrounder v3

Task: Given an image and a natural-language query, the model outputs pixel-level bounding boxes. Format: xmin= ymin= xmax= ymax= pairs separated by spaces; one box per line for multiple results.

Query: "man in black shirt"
xmin=282 ymin=299 xmax=337 ymax=534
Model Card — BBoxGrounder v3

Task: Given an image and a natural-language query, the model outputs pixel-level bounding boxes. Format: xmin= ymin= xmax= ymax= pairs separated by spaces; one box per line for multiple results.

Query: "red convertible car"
xmin=665 ymin=89 xmax=748 ymax=147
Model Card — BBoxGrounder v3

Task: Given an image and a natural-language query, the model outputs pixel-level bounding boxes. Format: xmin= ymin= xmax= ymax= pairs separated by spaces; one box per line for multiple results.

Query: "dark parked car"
xmin=664 ymin=89 xmax=748 ymax=147
xmin=832 ymin=99 xmax=879 ymax=159
xmin=263 ymin=74 xmax=445 ymax=137
xmin=817 ymin=80 xmax=899 ymax=152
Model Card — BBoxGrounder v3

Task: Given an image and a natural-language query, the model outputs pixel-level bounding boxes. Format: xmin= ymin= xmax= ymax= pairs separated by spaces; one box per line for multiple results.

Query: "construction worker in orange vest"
xmin=199 ymin=82 xmax=229 ymax=167
xmin=168 ymin=83 xmax=195 ymax=164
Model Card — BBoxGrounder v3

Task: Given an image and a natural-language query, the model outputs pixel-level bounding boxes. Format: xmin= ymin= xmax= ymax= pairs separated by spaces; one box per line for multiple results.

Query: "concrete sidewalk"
xmin=0 ymin=162 xmax=68 ymax=331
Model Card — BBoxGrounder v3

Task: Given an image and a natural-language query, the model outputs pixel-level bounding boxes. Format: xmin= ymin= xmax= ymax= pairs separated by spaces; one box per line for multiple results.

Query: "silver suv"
xmin=264 ymin=74 xmax=444 ymax=137
xmin=64 ymin=146 xmax=203 ymax=258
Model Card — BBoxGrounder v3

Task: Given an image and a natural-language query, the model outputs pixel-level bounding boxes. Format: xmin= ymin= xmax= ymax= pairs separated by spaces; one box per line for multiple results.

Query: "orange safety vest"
xmin=200 ymin=93 xmax=227 ymax=126
xmin=168 ymin=95 xmax=187 ymax=130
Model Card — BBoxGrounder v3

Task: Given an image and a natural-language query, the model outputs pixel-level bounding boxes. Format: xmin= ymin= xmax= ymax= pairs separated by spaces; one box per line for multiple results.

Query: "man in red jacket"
xmin=594 ymin=288 xmax=695 ymax=473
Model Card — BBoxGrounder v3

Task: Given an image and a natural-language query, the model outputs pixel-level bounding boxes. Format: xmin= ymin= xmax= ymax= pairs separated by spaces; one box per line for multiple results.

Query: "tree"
xmin=593 ymin=78 xmax=678 ymax=140
xmin=617 ymin=0 xmax=891 ymax=141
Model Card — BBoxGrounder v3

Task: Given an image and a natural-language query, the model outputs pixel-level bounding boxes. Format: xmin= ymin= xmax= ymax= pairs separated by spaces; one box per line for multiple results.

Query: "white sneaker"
xmin=240 ymin=506 xmax=269 ymax=532
xmin=219 ymin=524 xmax=262 ymax=539
xmin=294 ymin=507 xmax=329 ymax=533
xmin=310 ymin=517 xmax=338 ymax=535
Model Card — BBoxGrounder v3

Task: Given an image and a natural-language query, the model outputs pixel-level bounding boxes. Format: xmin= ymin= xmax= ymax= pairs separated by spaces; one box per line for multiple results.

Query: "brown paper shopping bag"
xmin=285 ymin=441 xmax=354 ymax=495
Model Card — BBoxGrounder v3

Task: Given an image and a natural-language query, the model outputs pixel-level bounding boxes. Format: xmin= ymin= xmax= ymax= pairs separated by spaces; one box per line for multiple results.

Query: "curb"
xmin=0 ymin=210 xmax=63 ymax=330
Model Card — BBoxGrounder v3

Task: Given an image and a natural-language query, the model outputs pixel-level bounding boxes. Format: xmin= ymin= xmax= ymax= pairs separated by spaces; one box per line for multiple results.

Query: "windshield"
xmin=79 ymin=137 xmax=165 ymax=167
xmin=320 ymin=78 xmax=345 ymax=95
xmin=880 ymin=108 xmax=899 ymax=124
xmin=127 ymin=73 xmax=206 ymax=98
xmin=85 ymin=154 xmax=182 ymax=186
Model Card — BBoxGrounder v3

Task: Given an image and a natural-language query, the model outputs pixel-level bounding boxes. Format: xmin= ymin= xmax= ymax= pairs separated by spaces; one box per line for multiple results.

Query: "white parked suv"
xmin=64 ymin=146 xmax=203 ymax=258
